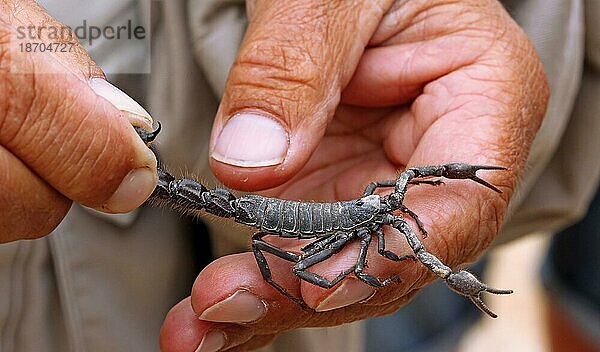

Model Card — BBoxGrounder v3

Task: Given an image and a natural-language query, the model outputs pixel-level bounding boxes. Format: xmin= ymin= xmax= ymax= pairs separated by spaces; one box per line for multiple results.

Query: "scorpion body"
xmin=236 ymin=194 xmax=382 ymax=237
xmin=137 ymin=125 xmax=513 ymax=318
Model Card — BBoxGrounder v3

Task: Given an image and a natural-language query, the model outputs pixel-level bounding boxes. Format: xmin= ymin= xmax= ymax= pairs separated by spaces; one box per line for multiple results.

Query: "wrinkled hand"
xmin=161 ymin=0 xmax=548 ymax=351
xmin=0 ymin=1 xmax=157 ymax=242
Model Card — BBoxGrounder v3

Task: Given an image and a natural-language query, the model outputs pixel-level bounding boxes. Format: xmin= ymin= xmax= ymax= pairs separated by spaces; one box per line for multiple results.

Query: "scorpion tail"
xmin=133 ymin=123 xmax=238 ymax=220
xmin=147 ymin=167 xmax=238 ymax=219
xmin=151 ymin=168 xmax=176 ymax=200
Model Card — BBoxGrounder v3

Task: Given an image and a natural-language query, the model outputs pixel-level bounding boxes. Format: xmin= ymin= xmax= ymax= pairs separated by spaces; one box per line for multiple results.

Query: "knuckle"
xmin=226 ymin=38 xmax=328 ymax=127
xmin=231 ymin=38 xmax=322 ymax=91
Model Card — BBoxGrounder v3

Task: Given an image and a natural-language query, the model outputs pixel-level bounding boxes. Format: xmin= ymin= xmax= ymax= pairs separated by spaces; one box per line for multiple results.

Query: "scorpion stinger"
xmin=137 ymin=124 xmax=513 ymax=318
xmin=134 ymin=122 xmax=161 ymax=145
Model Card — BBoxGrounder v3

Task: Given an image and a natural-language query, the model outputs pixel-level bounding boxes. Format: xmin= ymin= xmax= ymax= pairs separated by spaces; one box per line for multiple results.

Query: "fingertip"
xmin=297 ymin=238 xmax=421 ymax=309
xmin=209 ymin=110 xmax=299 ymax=191
xmin=191 ymin=253 xmax=307 ymax=326
xmin=191 ymin=254 xmax=267 ymax=316
xmin=160 ymin=298 xmax=204 ymax=352
xmin=73 ymin=78 xmax=158 ymax=210
xmin=97 ymin=164 xmax=157 ymax=214
xmin=89 ymin=78 xmax=153 ymax=129
xmin=197 ymin=290 xmax=267 ymax=324
xmin=209 ymin=110 xmax=328 ymax=191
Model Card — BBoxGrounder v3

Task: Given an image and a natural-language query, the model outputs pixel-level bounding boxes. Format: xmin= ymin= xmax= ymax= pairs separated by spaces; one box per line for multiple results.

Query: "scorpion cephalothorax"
xmin=136 ymin=124 xmax=512 ymax=318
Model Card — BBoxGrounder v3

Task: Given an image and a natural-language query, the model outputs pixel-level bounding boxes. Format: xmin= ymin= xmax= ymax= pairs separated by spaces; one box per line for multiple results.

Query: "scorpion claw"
xmin=471 ymin=165 xmax=508 ymax=171
xmin=469 ymin=296 xmax=498 ymax=319
xmin=485 ymin=286 xmax=514 ymax=295
xmin=443 ymin=163 xmax=506 ymax=193
xmin=445 ymin=270 xmax=513 ymax=318
xmin=470 ymin=176 xmax=502 ymax=193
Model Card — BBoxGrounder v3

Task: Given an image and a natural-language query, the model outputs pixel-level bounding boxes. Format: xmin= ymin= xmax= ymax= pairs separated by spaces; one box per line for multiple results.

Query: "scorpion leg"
xmin=300 ymin=235 xmax=339 ymax=255
xmin=363 ymin=178 xmax=436 ymax=239
xmin=376 ymin=228 xmax=416 ymax=262
xmin=293 ymin=232 xmax=357 ymax=289
xmin=251 ymin=232 xmax=307 ymax=307
xmin=354 ymin=229 xmax=401 ymax=287
xmin=409 ymin=179 xmax=444 ymax=186
xmin=363 ymin=180 xmax=395 ymax=196
xmin=391 ymin=216 xmax=512 ymax=318
xmin=295 ymin=229 xmax=402 ymax=290
xmin=399 ymin=205 xmax=429 ymax=238
xmin=363 ymin=179 xmax=441 ymax=196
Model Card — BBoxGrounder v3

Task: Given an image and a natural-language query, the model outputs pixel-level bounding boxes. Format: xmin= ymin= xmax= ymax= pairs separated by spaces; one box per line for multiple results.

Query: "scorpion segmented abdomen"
xmin=234 ymin=195 xmax=381 ymax=238
xmin=281 ymin=200 xmax=298 ymax=233
xmin=263 ymin=198 xmax=284 ymax=231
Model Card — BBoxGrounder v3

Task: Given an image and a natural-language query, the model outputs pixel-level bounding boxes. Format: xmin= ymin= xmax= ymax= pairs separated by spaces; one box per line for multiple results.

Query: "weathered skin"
xmin=137 ymin=125 xmax=513 ymax=318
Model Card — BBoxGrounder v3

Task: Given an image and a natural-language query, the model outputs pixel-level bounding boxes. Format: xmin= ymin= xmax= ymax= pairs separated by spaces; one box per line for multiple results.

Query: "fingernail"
xmin=90 ymin=77 xmax=153 ymax=129
xmin=102 ymin=168 xmax=157 ymax=213
xmin=199 ymin=290 xmax=266 ymax=323
xmin=315 ymin=279 xmax=375 ymax=312
xmin=195 ymin=331 xmax=226 ymax=352
xmin=212 ymin=112 xmax=289 ymax=167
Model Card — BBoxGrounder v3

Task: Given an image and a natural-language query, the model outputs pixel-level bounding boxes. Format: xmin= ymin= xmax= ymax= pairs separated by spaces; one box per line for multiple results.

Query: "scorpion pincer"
xmin=135 ymin=124 xmax=513 ymax=318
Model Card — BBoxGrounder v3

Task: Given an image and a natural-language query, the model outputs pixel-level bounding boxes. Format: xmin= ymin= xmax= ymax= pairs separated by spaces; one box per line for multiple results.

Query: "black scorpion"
xmin=136 ymin=124 xmax=512 ymax=318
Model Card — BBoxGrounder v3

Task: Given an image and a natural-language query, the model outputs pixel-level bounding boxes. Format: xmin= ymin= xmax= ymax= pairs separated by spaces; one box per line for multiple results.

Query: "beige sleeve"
xmin=497 ymin=0 xmax=600 ymax=243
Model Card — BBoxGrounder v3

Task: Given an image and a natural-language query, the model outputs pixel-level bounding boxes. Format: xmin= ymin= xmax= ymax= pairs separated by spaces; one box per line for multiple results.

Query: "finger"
xmin=340 ymin=0 xmax=506 ymax=107
xmin=0 ymin=145 xmax=70 ymax=242
xmin=160 ymin=297 xmax=277 ymax=352
xmin=233 ymin=334 xmax=277 ymax=351
xmin=160 ymin=298 xmax=247 ymax=352
xmin=209 ymin=0 xmax=394 ymax=191
xmin=160 ymin=298 xmax=206 ymax=352
xmin=161 ymin=294 xmax=271 ymax=352
xmin=187 ymin=250 xmax=419 ymax=342
xmin=341 ymin=39 xmax=484 ymax=107
xmin=191 ymin=253 xmax=310 ymax=330
xmin=1 ymin=2 xmax=157 ymax=213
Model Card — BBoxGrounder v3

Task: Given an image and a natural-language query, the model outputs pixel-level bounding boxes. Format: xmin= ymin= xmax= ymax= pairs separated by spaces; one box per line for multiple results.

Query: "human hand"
xmin=0 ymin=0 xmax=157 ymax=242
xmin=161 ymin=0 xmax=548 ymax=350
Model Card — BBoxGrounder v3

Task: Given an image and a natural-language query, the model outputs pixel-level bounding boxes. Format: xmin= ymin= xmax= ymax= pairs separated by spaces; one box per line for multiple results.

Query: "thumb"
xmin=210 ymin=0 xmax=393 ymax=191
